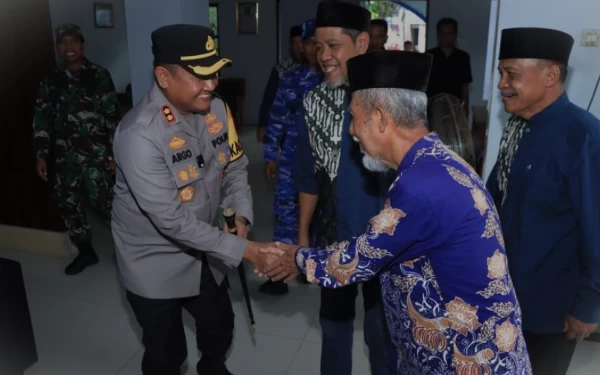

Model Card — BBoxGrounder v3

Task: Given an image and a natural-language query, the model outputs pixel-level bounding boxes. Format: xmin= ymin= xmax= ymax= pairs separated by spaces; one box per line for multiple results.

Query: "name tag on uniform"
xmin=172 ymin=149 xmax=194 ymax=165
xmin=211 ymin=132 xmax=228 ymax=148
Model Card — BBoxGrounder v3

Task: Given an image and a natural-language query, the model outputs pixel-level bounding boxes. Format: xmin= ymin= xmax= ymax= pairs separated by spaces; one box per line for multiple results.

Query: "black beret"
xmin=499 ymin=27 xmax=574 ymax=66
xmin=151 ymin=24 xmax=232 ymax=78
xmin=315 ymin=1 xmax=371 ymax=32
xmin=347 ymin=51 xmax=433 ymax=93
xmin=290 ymin=25 xmax=302 ymax=38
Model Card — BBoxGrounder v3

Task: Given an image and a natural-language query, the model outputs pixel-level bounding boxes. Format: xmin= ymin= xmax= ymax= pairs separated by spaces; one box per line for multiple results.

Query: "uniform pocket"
xmin=167 ymin=147 xmax=204 ymax=189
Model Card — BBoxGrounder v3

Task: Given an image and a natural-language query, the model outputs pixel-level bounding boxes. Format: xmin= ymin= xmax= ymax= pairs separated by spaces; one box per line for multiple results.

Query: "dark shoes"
xmin=258 ymin=280 xmax=289 ymax=295
xmin=65 ymin=242 xmax=99 ymax=275
xmin=197 ymin=357 xmax=233 ymax=375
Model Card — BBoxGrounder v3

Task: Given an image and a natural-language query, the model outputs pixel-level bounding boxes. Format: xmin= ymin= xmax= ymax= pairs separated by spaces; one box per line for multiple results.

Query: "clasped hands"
xmin=247 ymin=242 xmax=302 ymax=283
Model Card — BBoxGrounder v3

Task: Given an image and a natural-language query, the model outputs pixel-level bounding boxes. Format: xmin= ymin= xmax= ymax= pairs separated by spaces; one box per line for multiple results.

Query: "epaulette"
xmin=160 ymin=104 xmax=177 ymax=125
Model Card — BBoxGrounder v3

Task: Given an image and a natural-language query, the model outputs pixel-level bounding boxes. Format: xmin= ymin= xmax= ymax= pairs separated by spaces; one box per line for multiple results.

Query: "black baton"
xmin=223 ymin=208 xmax=256 ymax=331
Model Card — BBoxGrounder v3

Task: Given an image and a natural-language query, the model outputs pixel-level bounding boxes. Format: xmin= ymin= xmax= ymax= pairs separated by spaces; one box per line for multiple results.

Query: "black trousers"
xmin=127 ymin=262 xmax=234 ymax=375
xmin=319 ymin=277 xmax=381 ymax=321
xmin=523 ymin=330 xmax=578 ymax=375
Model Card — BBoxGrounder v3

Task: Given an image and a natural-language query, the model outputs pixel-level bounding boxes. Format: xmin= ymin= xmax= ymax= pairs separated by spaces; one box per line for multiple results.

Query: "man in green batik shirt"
xmin=33 ymin=23 xmax=120 ymax=275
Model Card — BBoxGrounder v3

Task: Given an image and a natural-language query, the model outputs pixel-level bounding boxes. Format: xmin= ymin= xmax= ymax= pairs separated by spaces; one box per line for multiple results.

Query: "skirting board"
xmin=0 ymin=225 xmax=74 ymax=258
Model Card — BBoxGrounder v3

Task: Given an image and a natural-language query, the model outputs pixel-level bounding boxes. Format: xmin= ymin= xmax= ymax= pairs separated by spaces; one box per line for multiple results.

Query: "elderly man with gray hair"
xmin=258 ymin=50 xmax=532 ymax=374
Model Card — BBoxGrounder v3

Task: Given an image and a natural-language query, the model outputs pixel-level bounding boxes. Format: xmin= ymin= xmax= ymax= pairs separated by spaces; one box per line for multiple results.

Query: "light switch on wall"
xmin=582 ymin=29 xmax=600 ymax=47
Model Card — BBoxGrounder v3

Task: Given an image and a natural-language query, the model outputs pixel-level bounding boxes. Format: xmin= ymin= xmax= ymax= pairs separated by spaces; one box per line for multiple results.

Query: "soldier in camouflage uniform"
xmin=33 ymin=24 xmax=120 ymax=275
xmin=256 ymin=25 xmax=303 ymax=143
xmin=259 ymin=20 xmax=323 ymax=295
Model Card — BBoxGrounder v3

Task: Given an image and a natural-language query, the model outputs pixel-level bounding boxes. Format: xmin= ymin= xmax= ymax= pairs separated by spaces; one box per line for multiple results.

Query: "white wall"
xmin=48 ymin=0 xmax=130 ymax=92
xmin=482 ymin=0 xmax=600 ymax=180
xmin=125 ymin=0 xmax=209 ymax=104
xmin=279 ymin=0 xmax=321 ymax=60
xmin=427 ymin=0 xmax=492 ymax=107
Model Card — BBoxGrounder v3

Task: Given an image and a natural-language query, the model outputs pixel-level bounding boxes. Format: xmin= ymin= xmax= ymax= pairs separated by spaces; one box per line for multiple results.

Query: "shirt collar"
xmin=529 ymin=92 xmax=570 ymax=125
xmin=398 ymin=132 xmax=441 ymax=172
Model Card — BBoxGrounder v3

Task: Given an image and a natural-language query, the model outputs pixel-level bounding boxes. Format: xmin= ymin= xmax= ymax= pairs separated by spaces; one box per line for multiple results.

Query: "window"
xmin=209 ymin=4 xmax=219 ymax=53
xmin=360 ymin=1 xmax=428 ymax=52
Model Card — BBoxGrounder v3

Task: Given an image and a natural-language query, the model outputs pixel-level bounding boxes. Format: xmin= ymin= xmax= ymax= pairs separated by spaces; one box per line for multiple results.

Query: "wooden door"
xmin=0 ymin=0 xmax=64 ymax=231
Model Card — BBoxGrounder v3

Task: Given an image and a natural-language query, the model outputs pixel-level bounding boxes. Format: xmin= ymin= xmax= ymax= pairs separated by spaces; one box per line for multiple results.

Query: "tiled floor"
xmin=2 ymin=129 xmax=599 ymax=375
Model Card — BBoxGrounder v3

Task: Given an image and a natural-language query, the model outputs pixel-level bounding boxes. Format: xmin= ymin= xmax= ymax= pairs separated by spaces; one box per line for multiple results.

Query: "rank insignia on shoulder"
xmin=178 ymin=170 xmax=189 ymax=182
xmin=168 ymin=136 xmax=186 ymax=150
xmin=162 ymin=105 xmax=177 ymax=124
xmin=204 ymin=113 xmax=217 ymax=124
xmin=218 ymin=152 xmax=227 ymax=165
xmin=207 ymin=121 xmax=223 ymax=134
xmin=179 ymin=186 xmax=195 ymax=203
xmin=188 ymin=164 xmax=200 ymax=179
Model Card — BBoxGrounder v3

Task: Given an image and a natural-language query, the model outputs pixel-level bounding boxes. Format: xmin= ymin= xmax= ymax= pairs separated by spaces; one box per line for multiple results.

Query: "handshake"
xmin=243 ymin=241 xmax=304 ymax=283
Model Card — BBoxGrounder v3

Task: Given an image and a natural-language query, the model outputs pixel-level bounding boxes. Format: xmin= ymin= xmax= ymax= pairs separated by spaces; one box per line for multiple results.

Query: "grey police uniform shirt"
xmin=111 ymin=83 xmax=253 ymax=299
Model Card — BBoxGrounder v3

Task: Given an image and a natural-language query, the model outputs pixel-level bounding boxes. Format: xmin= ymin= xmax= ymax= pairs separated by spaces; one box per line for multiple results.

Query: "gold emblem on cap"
xmin=206 ymin=36 xmax=215 ymax=51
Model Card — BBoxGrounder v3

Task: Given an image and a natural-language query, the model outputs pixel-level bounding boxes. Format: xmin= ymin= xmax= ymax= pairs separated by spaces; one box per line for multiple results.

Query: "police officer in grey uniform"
xmin=111 ymin=25 xmax=274 ymax=375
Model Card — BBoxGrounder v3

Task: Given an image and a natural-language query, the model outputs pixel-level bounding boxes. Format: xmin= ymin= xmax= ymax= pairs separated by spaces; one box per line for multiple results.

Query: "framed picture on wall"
xmin=236 ymin=2 xmax=259 ymax=34
xmin=94 ymin=2 xmax=114 ymax=29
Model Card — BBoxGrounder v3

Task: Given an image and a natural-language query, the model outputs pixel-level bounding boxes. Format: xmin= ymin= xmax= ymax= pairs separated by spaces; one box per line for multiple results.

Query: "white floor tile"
xmin=286 ymin=340 xmax=372 ymax=375
xmin=567 ymin=340 xmax=600 ymax=375
xmin=25 ymin=289 xmax=141 ymax=374
xmin=117 ymin=309 xmax=303 ymax=375
xmin=5 ymin=129 xmax=600 ymax=375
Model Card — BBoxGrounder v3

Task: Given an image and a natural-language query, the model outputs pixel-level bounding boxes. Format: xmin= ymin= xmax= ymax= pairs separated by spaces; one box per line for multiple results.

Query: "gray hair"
xmin=524 ymin=58 xmax=568 ymax=83
xmin=342 ymin=28 xmax=362 ymax=42
xmin=355 ymin=88 xmax=428 ymax=129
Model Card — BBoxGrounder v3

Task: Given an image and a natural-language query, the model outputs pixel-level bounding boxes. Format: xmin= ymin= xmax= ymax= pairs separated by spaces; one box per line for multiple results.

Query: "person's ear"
xmin=357 ymin=31 xmax=370 ymax=54
xmin=154 ymin=66 xmax=172 ymax=90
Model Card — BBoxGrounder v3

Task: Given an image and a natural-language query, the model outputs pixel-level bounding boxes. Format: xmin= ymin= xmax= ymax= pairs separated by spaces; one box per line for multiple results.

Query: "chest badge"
xmin=204 ymin=113 xmax=217 ymax=124
xmin=162 ymin=105 xmax=176 ymax=124
xmin=179 ymin=186 xmax=195 ymax=203
xmin=168 ymin=136 xmax=186 ymax=150
xmin=218 ymin=152 xmax=227 ymax=165
xmin=207 ymin=121 xmax=224 ymax=134
xmin=188 ymin=164 xmax=200 ymax=179
xmin=178 ymin=170 xmax=189 ymax=182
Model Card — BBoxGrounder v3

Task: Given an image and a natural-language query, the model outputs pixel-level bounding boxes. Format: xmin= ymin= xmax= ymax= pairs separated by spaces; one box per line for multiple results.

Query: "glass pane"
xmin=361 ymin=0 xmax=428 ymax=52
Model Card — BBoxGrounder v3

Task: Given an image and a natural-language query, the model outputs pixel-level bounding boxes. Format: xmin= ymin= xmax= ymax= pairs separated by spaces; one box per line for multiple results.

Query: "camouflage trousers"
xmin=53 ymin=152 xmax=114 ymax=246
xmin=273 ymin=165 xmax=298 ymax=245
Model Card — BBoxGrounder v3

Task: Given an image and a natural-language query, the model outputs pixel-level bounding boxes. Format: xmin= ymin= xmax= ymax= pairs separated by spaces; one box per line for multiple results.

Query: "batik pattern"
xmin=263 ymin=65 xmax=322 ymax=244
xmin=296 ymin=133 xmax=532 ymax=374
xmin=494 ymin=115 xmax=528 ymax=207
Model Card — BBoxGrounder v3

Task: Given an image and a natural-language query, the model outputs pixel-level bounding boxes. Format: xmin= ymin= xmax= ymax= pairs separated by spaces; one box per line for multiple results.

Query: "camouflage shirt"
xmin=33 ymin=58 xmax=119 ymax=160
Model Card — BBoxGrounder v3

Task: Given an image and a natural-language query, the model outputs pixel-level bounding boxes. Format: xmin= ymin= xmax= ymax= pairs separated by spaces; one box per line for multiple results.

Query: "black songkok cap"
xmin=315 ymin=1 xmax=371 ymax=32
xmin=499 ymin=27 xmax=574 ymax=66
xmin=152 ymin=24 xmax=232 ymax=78
xmin=347 ymin=51 xmax=433 ymax=93
xmin=290 ymin=25 xmax=302 ymax=38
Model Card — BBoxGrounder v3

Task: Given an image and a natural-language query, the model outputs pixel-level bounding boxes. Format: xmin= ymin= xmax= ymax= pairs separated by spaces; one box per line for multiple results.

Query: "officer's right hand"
xmin=243 ymin=241 xmax=279 ymax=275
xmin=265 ymin=161 xmax=277 ymax=182
xmin=35 ymin=158 xmax=48 ymax=182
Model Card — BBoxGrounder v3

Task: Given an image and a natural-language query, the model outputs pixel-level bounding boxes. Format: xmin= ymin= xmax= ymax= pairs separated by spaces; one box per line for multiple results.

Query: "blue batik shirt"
xmin=296 ymin=133 xmax=532 ymax=375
